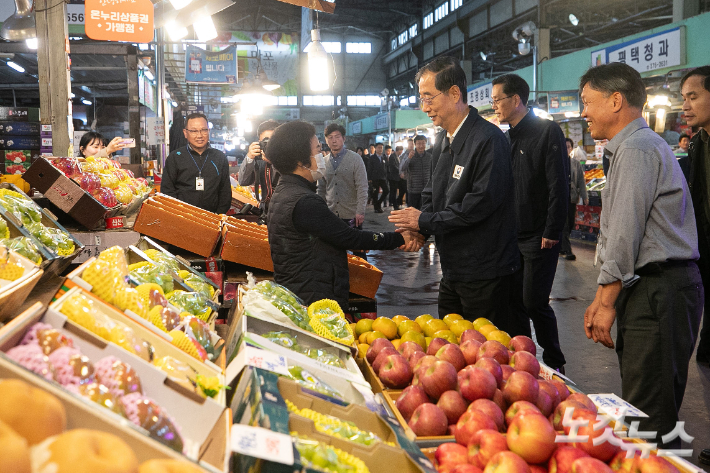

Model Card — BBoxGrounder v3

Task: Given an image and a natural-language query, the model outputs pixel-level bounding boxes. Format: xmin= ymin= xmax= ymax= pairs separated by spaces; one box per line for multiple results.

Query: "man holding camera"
xmin=238 ymin=120 xmax=280 ymax=215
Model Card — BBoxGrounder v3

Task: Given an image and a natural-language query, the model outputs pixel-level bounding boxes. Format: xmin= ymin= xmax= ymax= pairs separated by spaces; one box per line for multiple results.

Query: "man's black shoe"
xmin=559 ymin=251 xmax=568 ymax=257
xmin=699 ymin=448 xmax=710 ymax=465
xmin=565 ymin=254 xmax=577 ymax=261
xmin=375 ymin=209 xmax=384 ymax=213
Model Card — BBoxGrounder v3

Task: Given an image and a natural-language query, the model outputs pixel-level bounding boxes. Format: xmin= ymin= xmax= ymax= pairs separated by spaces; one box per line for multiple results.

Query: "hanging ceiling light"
xmin=256 ymin=71 xmax=281 ymax=91
xmin=169 ymin=0 xmax=192 ymax=10
xmin=0 ymin=0 xmax=35 ymax=42
xmin=25 ymin=37 xmax=37 ymax=49
xmin=305 ymin=29 xmax=329 ymax=92
xmin=166 ymin=21 xmax=188 ymax=41
xmin=236 ymin=82 xmax=272 ymax=116
xmin=6 ymin=61 xmax=25 ymax=73
xmin=568 ymin=14 xmax=579 ymax=26
xmin=193 ymin=12 xmax=217 ymax=42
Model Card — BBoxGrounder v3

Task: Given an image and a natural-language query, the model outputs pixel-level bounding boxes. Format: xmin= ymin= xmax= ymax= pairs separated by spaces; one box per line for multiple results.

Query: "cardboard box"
xmin=23 ymin=157 xmax=116 ymax=229
xmin=220 ymin=224 xmax=273 ymax=272
xmin=0 ymin=135 xmax=41 ymax=149
xmin=0 ymin=121 xmax=41 ymax=135
xmin=348 ymin=255 xmax=383 ymax=299
xmin=67 ymin=228 xmax=141 ymax=264
xmin=0 ymin=249 xmax=43 ymax=322
xmin=0 ymin=107 xmax=39 ymax=121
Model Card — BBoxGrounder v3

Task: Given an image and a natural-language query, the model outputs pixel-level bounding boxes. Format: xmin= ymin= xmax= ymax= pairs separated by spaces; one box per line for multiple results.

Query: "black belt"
xmin=636 ymin=260 xmax=695 ymax=276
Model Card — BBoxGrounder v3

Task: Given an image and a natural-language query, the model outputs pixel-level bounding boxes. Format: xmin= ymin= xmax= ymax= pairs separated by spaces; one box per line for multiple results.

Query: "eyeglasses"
xmin=418 ymin=91 xmax=444 ymax=105
xmin=489 ymin=95 xmax=514 ymax=107
xmin=186 ymin=128 xmax=209 ymax=136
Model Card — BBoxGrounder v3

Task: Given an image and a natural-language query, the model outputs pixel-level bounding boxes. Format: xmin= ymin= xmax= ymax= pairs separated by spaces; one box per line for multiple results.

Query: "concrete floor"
xmin=361 ymin=206 xmax=710 ymax=469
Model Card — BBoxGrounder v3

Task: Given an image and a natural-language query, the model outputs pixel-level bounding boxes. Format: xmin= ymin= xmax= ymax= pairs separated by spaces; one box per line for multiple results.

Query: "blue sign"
xmin=185 ymin=45 xmax=238 ymax=84
xmin=547 ymin=91 xmax=580 ymax=114
xmin=590 ymin=27 xmax=684 ymax=74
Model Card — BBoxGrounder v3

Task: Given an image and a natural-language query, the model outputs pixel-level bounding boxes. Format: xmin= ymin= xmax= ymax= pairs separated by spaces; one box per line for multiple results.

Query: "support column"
xmin=35 ymin=0 xmax=72 ymax=155
xmin=155 ymin=28 xmax=166 ymax=168
xmin=673 ymin=0 xmax=699 ymax=22
xmin=126 ymin=45 xmax=142 ymax=165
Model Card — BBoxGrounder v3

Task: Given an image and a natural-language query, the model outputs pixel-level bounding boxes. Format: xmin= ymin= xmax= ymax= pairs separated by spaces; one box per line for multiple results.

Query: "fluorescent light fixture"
xmin=138 ymin=43 xmax=149 ymax=51
xmin=569 ymin=14 xmax=579 ymax=26
xmin=193 ymin=14 xmax=217 ymax=42
xmin=167 ymin=21 xmax=188 ymax=40
xmin=25 ymin=37 xmax=37 ymax=49
xmin=480 ymin=51 xmax=487 ymax=61
xmin=306 ymin=29 xmax=329 ymax=92
xmin=6 ymin=61 xmax=24 ymax=73
xmin=262 ymin=82 xmax=281 ymax=92
xmin=169 ymin=0 xmax=192 ymax=10
xmin=81 ymin=99 xmax=92 ymax=105
xmin=144 ymin=69 xmax=154 ymax=81
xmin=648 ymin=94 xmax=671 ymax=108
xmin=564 ymin=112 xmax=580 ymax=118
xmin=532 ymin=107 xmax=553 ymax=121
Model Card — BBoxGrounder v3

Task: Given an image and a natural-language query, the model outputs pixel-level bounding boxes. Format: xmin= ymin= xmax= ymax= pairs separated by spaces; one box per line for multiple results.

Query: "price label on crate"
xmin=588 ymin=393 xmax=648 ymax=418
xmin=231 ymin=424 xmax=294 ymax=465
xmin=243 ymin=346 xmax=289 ymax=376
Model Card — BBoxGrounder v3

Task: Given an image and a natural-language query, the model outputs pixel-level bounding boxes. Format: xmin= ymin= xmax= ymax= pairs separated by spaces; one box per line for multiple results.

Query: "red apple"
xmin=452 ymin=465 xmax=484 ymax=473
xmin=509 ymin=335 xmax=537 ymax=356
xmin=501 ymin=364 xmax=515 ymax=383
xmin=413 ymin=355 xmax=438 ymax=376
xmin=449 ymin=424 xmax=457 ymax=436
xmin=420 ymin=360 xmax=459 ymax=400
xmin=483 ymin=451 xmax=531 ymax=473
xmin=503 ymin=371 xmax=539 ymax=406
xmin=372 ymin=347 xmax=399 ymax=374
xmin=571 ymin=457 xmax=614 ymax=473
xmin=438 ymin=390 xmax=469 ymax=425
xmin=632 ymin=455 xmax=679 ymax=473
xmin=427 ymin=337 xmax=451 ymax=356
xmin=366 ymin=338 xmax=395 ymax=364
xmin=407 ymin=350 xmax=427 ymax=370
xmin=509 ymin=351 xmax=541 ymax=377
xmin=567 ymin=393 xmax=597 ymax=414
xmin=409 ymin=403 xmax=449 ymax=436
xmin=92 ymin=187 xmax=118 ymax=207
xmin=539 ymin=380 xmax=561 ymax=411
xmin=396 ymin=385 xmax=431 ymax=422
xmin=608 ymin=451 xmax=639 ymax=473
xmin=79 ymin=173 xmax=101 ymax=192
xmin=478 ymin=340 xmax=510 ymax=365
xmin=551 ymin=380 xmax=570 ymax=401
xmin=493 ymin=389 xmax=506 ymax=411
xmin=454 ymin=408 xmax=497 ymax=446
xmin=537 ymin=386 xmax=555 ymax=417
xmin=400 ymin=341 xmax=424 ymax=358
xmin=552 ymin=400 xmax=591 ymax=431
xmin=436 ymin=442 xmax=468 ymax=469
xmin=549 ymin=446 xmax=590 ymax=473
xmin=507 ymin=412 xmax=557 ymax=464
xmin=530 ymin=466 xmax=548 ymax=473
xmin=379 ymin=354 xmax=414 ymax=388
xmin=468 ymin=428 xmax=508 ymax=468
xmin=572 ymin=410 xmax=619 ymax=462
xmin=461 ymin=329 xmax=487 ymax=344
xmin=460 ymin=339 xmax=482 ymax=366
xmin=475 ymin=357 xmax=504 ymax=388
xmin=505 ymin=400 xmax=541 ymax=427
xmin=459 ymin=366 xmax=497 ymax=402
xmin=437 ymin=344 xmax=467 ymax=372
xmin=469 ymin=399 xmax=505 ymax=431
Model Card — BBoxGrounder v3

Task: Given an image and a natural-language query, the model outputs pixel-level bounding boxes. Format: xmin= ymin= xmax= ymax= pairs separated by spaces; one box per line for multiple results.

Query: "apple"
xmin=454 ymin=408 xmax=497 ymax=446
xmin=633 ymin=455 xmax=679 ymax=473
xmin=79 ymin=173 xmax=101 ymax=192
xmin=435 ymin=442 xmax=468 ymax=469
xmin=509 ymin=335 xmax=537 ymax=356
xmin=400 ymin=340 xmax=424 ymax=357
xmin=420 ymin=360 xmax=459 ymax=400
xmin=501 ymin=364 xmax=515 ymax=383
xmin=551 ymin=379 xmax=571 ymax=401
xmin=536 ymin=386 xmax=555 ymax=417
xmin=505 ymin=401 xmax=541 ymax=426
xmin=438 ymin=390 xmax=469 ymax=425
xmin=408 ymin=403 xmax=449 ymax=436
xmin=530 ymin=466 xmax=548 ymax=473
xmin=372 ymin=347 xmax=400 ymax=374
xmin=407 ymin=350 xmax=427 ymax=370
xmin=449 ymin=424 xmax=457 ymax=436
xmin=475 ymin=357 xmax=504 ymax=388
xmin=507 ymin=412 xmax=557 ymax=464
xmin=493 ymin=389 xmax=506 ymax=411
xmin=396 ymin=385 xmax=431 ymax=422
xmin=572 ymin=410 xmax=619 ymax=462
xmin=459 ymin=366 xmax=497 ymax=402
xmin=567 ymin=393 xmax=597 ymax=414
xmin=469 ymin=399 xmax=505 ymax=431
xmin=539 ymin=380 xmax=561 ymax=411
xmin=92 ymin=187 xmax=118 ymax=207
xmin=571 ymin=457 xmax=614 ymax=473
xmin=452 ymin=465 xmax=484 ymax=473
xmin=503 ymin=371 xmax=539 ymax=405
xmin=413 ymin=355 xmax=438 ymax=376
xmin=427 ymin=337 xmax=451 ymax=356
xmin=552 ymin=400 xmax=593 ymax=431
xmin=509 ymin=351 xmax=540 ymax=377
xmin=483 ymin=451 xmax=531 ymax=473
xmin=437 ymin=344 xmax=467 ymax=371
xmin=366 ymin=338 xmax=395 ymax=364
xmin=468 ymin=428 xmax=508 ymax=468
xmin=460 ymin=339 xmax=482 ymax=366
xmin=461 ymin=329 xmax=487 ymax=344
xmin=608 ymin=451 xmax=639 ymax=473
xmin=478 ymin=340 xmax=510 ymax=365
xmin=549 ymin=446 xmax=590 ymax=473
xmin=379 ymin=354 xmax=414 ymax=388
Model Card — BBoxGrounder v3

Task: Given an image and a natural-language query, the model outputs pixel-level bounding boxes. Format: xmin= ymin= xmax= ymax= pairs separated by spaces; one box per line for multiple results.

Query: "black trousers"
xmin=438 ymin=273 xmax=517 ymax=333
xmin=370 ymin=179 xmax=388 ymax=211
xmin=695 ymin=225 xmax=710 ymax=361
xmin=559 ymin=201 xmax=577 ymax=255
xmin=408 ymin=192 xmax=422 ymax=210
xmin=512 ymin=235 xmax=566 ymax=368
xmin=388 ymin=179 xmax=402 ymax=210
xmin=615 ymin=261 xmax=703 ymax=449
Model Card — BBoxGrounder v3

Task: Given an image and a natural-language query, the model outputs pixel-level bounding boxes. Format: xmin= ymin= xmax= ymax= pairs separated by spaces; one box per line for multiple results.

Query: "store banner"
xmin=84 ymin=0 xmax=154 ymax=43
xmin=185 ymin=45 xmax=238 ymax=84
xmin=229 ymin=31 xmax=300 ymax=96
xmin=590 ymin=27 xmax=684 ymax=73
xmin=467 ymin=82 xmax=492 ymax=108
xmin=548 ymin=91 xmax=580 ymax=114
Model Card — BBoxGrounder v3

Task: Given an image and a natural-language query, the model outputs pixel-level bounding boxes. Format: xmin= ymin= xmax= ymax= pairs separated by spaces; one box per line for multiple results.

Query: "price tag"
xmin=231 ymin=424 xmax=294 ymax=465
xmin=243 ymin=346 xmax=289 ymax=376
xmin=588 ymin=393 xmax=648 ymax=418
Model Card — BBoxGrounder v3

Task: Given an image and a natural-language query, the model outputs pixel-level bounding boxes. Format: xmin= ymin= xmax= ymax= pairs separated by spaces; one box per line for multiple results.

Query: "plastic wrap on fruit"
xmin=82 ymin=258 xmax=123 ymax=304
xmin=0 ymin=245 xmax=25 ymax=281
xmin=25 ymin=222 xmax=74 ymax=256
xmin=292 ymin=434 xmax=369 ymax=473
xmin=78 ymin=173 xmax=101 ymax=192
xmin=0 ymin=216 xmax=8 ymax=239
xmin=306 ymin=350 xmax=346 ymax=369
xmin=166 ymin=290 xmax=211 ymax=320
xmin=1 ymin=236 xmax=42 ymax=264
xmin=52 ymin=157 xmax=82 ymax=178
xmin=120 ymin=393 xmax=184 ymax=453
xmin=0 ymin=191 xmax=42 ymax=225
xmin=287 ymin=365 xmax=343 ymax=400
xmin=142 ymin=249 xmax=180 ymax=272
xmin=153 ymin=355 xmax=198 ymax=392
xmin=308 ymin=300 xmax=354 ymax=345
xmin=114 ymin=185 xmax=134 ymax=205
xmin=180 ymin=316 xmax=214 ymax=357
xmin=178 ymin=271 xmax=213 ymax=299
xmin=92 ymin=186 xmax=118 ymax=208
xmin=113 ymin=286 xmax=148 ymax=318
xmin=77 ymin=382 xmax=125 ymax=415
xmin=262 ymin=331 xmax=299 ymax=349
xmin=252 ymin=281 xmax=311 ymax=331
xmin=130 ymin=262 xmax=174 ymax=294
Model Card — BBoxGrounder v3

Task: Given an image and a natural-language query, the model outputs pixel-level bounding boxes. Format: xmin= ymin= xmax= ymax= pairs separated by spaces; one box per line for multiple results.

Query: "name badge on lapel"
xmin=196 ymin=177 xmax=205 ymax=190
xmin=453 ymin=165 xmax=464 ymax=180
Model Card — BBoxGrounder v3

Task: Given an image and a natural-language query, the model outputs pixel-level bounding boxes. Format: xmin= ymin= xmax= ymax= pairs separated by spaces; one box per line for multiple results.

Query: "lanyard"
xmin=186 ymin=145 xmax=209 ymax=178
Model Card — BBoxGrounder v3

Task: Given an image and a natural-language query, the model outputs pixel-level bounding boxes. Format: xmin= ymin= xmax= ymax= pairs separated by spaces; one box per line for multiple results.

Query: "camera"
xmin=259 ymin=137 xmax=270 ymax=157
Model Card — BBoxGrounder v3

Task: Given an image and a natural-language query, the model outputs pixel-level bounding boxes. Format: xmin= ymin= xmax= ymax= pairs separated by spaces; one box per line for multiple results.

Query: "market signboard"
xmin=467 ymin=82 xmax=492 ymax=108
xmin=590 ymin=27 xmax=684 ymax=74
xmin=185 ymin=45 xmax=238 ymax=84
xmin=84 ymin=0 xmax=154 ymax=43
xmin=230 ymin=32 xmax=300 ymax=96
xmin=547 ymin=91 xmax=580 ymax=114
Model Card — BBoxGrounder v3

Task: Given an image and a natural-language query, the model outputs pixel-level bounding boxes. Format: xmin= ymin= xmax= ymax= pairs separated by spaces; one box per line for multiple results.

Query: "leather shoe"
xmin=699 ymin=448 xmax=710 ymax=465
xmin=375 ymin=209 xmax=384 ymax=213
xmin=565 ymin=254 xmax=577 ymax=261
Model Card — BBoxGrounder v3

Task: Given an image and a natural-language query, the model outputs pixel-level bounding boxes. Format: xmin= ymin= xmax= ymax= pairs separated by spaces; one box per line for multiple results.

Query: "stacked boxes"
xmin=0 ymin=107 xmax=42 ymax=175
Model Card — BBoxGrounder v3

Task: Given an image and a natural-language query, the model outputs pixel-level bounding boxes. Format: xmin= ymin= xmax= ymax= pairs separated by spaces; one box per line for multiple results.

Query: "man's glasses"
xmin=418 ymin=91 xmax=444 ymax=105
xmin=489 ymin=95 xmax=515 ymax=107
xmin=186 ymin=128 xmax=209 ymax=136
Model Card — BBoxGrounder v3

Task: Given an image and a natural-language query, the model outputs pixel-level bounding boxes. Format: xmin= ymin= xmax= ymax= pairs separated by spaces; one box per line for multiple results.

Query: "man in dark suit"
xmin=369 ymin=143 xmax=389 ymax=213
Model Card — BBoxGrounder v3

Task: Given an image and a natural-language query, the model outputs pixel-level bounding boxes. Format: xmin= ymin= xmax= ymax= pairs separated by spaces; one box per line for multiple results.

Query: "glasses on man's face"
xmin=489 ymin=95 xmax=514 ymax=107
xmin=418 ymin=91 xmax=444 ymax=106
xmin=186 ymin=128 xmax=209 ymax=136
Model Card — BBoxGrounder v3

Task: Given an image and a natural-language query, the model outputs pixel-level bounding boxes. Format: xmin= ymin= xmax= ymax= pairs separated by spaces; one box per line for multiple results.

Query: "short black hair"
xmin=257 ymin=119 xmax=280 ymax=138
xmin=185 ymin=113 xmax=208 ymax=128
xmin=385 ymin=145 xmax=392 ymax=150
xmin=267 ymin=121 xmax=316 ymax=174
xmin=415 ymin=56 xmax=468 ymax=104
xmin=680 ymin=66 xmax=710 ymax=94
xmin=356 ymin=147 xmax=364 ymax=153
xmin=679 ymin=133 xmax=690 ymax=143
xmin=565 ymin=138 xmax=574 ymax=147
xmin=78 ymin=131 xmax=104 ymax=157
xmin=579 ymin=63 xmax=647 ymax=109
xmin=375 ymin=142 xmax=384 ymax=148
xmin=369 ymin=144 xmax=376 ymax=149
xmin=395 ymin=146 xmax=403 ymax=152
xmin=413 ymin=135 xmax=427 ymax=142
xmin=492 ymin=74 xmax=530 ymax=106
xmin=325 ymin=123 xmax=346 ymax=137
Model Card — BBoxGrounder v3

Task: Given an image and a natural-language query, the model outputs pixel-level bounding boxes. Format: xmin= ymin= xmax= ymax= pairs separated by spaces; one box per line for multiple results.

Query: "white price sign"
xmin=243 ymin=345 xmax=289 ymax=376
xmin=588 ymin=393 xmax=648 ymax=418
xmin=231 ymin=424 xmax=294 ymax=465
xmin=66 ymin=4 xmax=85 ymax=24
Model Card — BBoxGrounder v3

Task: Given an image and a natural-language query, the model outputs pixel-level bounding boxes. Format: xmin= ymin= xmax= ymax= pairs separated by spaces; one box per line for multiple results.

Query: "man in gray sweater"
xmin=317 ymin=123 xmax=370 ymax=258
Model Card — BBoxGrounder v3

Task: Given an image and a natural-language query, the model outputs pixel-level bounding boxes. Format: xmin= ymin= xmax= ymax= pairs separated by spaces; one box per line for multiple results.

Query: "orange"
xmin=391 ymin=339 xmax=402 ymax=350
xmin=433 ymin=329 xmax=458 ymax=344
xmin=415 ymin=314 xmax=434 ymax=328
xmin=358 ymin=332 xmax=371 ymax=344
xmin=398 ymin=320 xmax=423 ymax=337
xmin=488 ymin=330 xmax=512 ymax=346
xmin=423 ymin=319 xmax=448 ymax=337
xmin=450 ymin=319 xmax=474 ymax=338
xmin=392 ymin=315 xmax=410 ymax=326
xmin=372 ymin=317 xmax=398 ymax=340
xmin=355 ymin=319 xmax=373 ymax=336
xmin=473 ymin=318 xmax=494 ymax=331
xmin=366 ymin=331 xmax=387 ymax=344
xmin=443 ymin=313 xmax=464 ymax=327
xmin=478 ymin=324 xmax=498 ymax=339
xmin=357 ymin=343 xmax=369 ymax=358
xmin=425 ymin=336 xmax=432 ymax=349
xmin=401 ymin=331 xmax=427 ymax=350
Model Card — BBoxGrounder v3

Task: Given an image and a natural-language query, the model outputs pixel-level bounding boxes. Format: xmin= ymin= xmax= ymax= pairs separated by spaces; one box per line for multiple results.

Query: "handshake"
xmin=389 ymin=208 xmax=426 ymax=252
